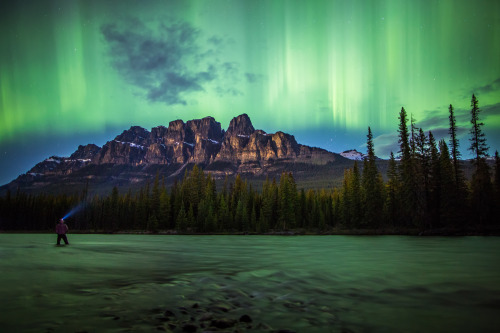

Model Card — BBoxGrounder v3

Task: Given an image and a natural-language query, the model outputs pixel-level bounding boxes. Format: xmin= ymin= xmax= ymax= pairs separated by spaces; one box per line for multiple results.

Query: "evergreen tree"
xmin=250 ymin=204 xmax=257 ymax=232
xmin=158 ymin=189 xmax=171 ymax=229
xmin=297 ymin=189 xmax=307 ymax=228
xmin=234 ymin=199 xmax=249 ymax=231
xmin=187 ymin=203 xmax=196 ymax=232
xmin=342 ymin=162 xmax=362 ymax=228
xmin=384 ymin=152 xmax=400 ymax=227
xmin=205 ymin=204 xmax=217 ymax=232
xmin=257 ymin=207 xmax=268 ymax=233
xmin=397 ymin=107 xmax=418 ymax=226
xmin=410 ymin=114 xmax=418 ymax=157
xmin=428 ymin=132 xmax=441 ymax=229
xmin=278 ymin=172 xmax=297 ymax=230
xmin=494 ymin=151 xmax=500 ymax=219
xmin=176 ymin=201 xmax=188 ymax=231
xmin=108 ymin=186 xmax=120 ymax=231
xmin=438 ymin=140 xmax=455 ymax=227
xmin=469 ymin=94 xmax=492 ymax=226
xmin=448 ymin=104 xmax=462 ymax=185
xmin=218 ymin=194 xmax=231 ymax=231
xmin=150 ymin=172 xmax=161 ymax=220
xmin=469 ymin=94 xmax=489 ymax=164
xmin=362 ymin=127 xmax=384 ymax=228
xmin=147 ymin=214 xmax=159 ymax=233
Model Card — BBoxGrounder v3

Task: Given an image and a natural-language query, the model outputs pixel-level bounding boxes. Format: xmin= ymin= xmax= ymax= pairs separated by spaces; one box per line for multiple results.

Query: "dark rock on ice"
xmin=210 ymin=318 xmax=237 ymax=329
xmin=239 ymin=314 xmax=252 ymax=323
xmin=164 ymin=310 xmax=176 ymax=318
xmin=182 ymin=323 xmax=198 ymax=332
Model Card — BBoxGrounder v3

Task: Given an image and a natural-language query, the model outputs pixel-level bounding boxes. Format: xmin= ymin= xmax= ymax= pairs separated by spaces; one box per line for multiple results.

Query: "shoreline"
xmin=1 ymin=227 xmax=499 ymax=236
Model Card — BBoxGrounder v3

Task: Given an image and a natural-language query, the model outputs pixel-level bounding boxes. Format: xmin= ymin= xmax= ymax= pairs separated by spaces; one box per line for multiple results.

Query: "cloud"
xmin=474 ymin=77 xmax=500 ymax=94
xmin=373 ymin=132 xmax=399 ymax=158
xmin=101 ymin=18 xmax=240 ymax=105
xmin=245 ymin=72 xmax=266 ymax=84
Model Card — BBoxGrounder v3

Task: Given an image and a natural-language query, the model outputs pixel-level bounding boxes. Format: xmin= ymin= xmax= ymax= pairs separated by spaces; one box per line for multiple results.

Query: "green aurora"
xmin=1 ymin=0 xmax=499 ymax=185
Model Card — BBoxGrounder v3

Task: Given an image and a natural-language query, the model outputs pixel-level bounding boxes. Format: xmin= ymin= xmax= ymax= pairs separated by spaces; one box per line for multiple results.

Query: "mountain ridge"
xmin=1 ymin=114 xmax=353 ymax=195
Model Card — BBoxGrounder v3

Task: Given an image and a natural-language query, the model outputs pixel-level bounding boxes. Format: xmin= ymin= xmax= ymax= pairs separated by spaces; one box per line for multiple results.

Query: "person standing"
xmin=56 ymin=219 xmax=69 ymax=245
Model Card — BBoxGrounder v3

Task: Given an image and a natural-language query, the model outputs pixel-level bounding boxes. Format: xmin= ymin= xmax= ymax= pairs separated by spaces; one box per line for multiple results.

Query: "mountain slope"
xmin=1 ymin=114 xmax=353 ymax=195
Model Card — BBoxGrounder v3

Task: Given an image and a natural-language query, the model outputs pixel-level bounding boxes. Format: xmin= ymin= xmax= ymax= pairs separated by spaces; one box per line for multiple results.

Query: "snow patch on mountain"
xmin=340 ymin=149 xmax=367 ymax=161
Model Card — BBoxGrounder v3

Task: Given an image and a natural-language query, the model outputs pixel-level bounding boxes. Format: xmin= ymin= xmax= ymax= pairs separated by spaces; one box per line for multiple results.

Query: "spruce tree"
xmin=218 ymin=195 xmax=231 ymax=231
xmin=151 ymin=172 xmax=161 ymax=219
xmin=469 ymin=94 xmax=489 ymax=164
xmin=342 ymin=162 xmax=362 ymax=229
xmin=397 ymin=107 xmax=417 ymax=226
xmin=159 ymin=189 xmax=171 ymax=229
xmin=362 ymin=127 xmax=383 ymax=228
xmin=428 ymin=132 xmax=441 ymax=229
xmin=495 ymin=151 xmax=500 ymax=198
xmin=469 ymin=94 xmax=492 ymax=226
xmin=278 ymin=172 xmax=297 ymax=230
xmin=176 ymin=201 xmax=188 ymax=231
xmin=384 ymin=152 xmax=400 ymax=227
xmin=438 ymin=140 xmax=455 ymax=227
xmin=448 ymin=104 xmax=462 ymax=185
xmin=494 ymin=151 xmax=500 ymax=219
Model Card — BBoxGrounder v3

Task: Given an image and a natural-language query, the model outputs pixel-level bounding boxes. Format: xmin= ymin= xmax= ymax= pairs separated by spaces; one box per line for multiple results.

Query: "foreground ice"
xmin=0 ymin=234 xmax=499 ymax=332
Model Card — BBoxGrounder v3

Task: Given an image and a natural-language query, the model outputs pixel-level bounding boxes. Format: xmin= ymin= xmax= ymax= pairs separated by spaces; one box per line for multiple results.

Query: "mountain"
xmin=340 ymin=149 xmax=367 ymax=161
xmin=1 ymin=114 xmax=355 ymax=195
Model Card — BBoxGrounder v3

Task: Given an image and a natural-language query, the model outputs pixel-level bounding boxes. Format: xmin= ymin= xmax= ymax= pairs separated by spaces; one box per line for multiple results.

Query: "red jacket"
xmin=56 ymin=223 xmax=68 ymax=234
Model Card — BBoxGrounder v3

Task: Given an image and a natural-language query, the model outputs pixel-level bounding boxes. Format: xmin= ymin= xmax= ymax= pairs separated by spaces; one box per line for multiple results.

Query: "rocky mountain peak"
xmin=150 ymin=126 xmax=168 ymax=143
xmin=186 ymin=116 xmax=223 ymax=142
xmin=6 ymin=114 xmax=345 ymax=194
xmin=69 ymin=144 xmax=101 ymax=160
xmin=165 ymin=119 xmax=192 ymax=144
xmin=225 ymin=114 xmax=254 ymax=137
xmin=114 ymin=126 xmax=150 ymax=145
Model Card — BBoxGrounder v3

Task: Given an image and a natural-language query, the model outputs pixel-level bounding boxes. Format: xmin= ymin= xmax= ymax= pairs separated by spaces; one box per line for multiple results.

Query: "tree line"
xmin=1 ymin=94 xmax=499 ymax=233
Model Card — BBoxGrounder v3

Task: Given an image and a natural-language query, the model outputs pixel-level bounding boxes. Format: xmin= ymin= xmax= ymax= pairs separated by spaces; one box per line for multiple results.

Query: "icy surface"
xmin=0 ymin=235 xmax=499 ymax=332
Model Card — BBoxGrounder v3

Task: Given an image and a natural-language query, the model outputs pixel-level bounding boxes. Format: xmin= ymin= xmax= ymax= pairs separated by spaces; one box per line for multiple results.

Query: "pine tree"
xmin=428 ymin=132 xmax=441 ymax=229
xmin=187 ymin=203 xmax=195 ymax=232
xmin=250 ymin=204 xmax=257 ymax=232
xmin=159 ymin=189 xmax=171 ymax=230
xmin=384 ymin=152 xmax=400 ymax=227
xmin=176 ymin=201 xmax=188 ymax=232
xmin=362 ymin=127 xmax=384 ymax=228
xmin=397 ymin=107 xmax=417 ymax=226
xmin=108 ymin=186 xmax=120 ymax=231
xmin=469 ymin=94 xmax=489 ymax=165
xmin=278 ymin=172 xmax=297 ymax=230
xmin=410 ymin=114 xmax=418 ymax=157
xmin=234 ymin=199 xmax=249 ymax=232
xmin=494 ymin=151 xmax=500 ymax=219
xmin=147 ymin=214 xmax=159 ymax=233
xmin=469 ymin=94 xmax=492 ymax=226
xmin=438 ymin=140 xmax=455 ymax=227
xmin=218 ymin=195 xmax=231 ymax=231
xmin=150 ymin=172 xmax=161 ymax=219
xmin=448 ymin=104 xmax=462 ymax=184
xmin=342 ymin=162 xmax=362 ymax=228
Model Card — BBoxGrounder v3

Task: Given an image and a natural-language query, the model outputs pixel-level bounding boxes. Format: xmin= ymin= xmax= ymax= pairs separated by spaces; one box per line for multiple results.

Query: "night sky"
xmin=1 ymin=0 xmax=499 ymax=185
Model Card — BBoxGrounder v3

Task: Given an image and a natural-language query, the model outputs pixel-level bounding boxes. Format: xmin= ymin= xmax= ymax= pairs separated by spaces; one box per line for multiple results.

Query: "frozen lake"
xmin=0 ymin=234 xmax=499 ymax=332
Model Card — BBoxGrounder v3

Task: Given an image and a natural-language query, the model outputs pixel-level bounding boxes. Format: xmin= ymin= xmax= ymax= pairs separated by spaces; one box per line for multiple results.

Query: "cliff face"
xmin=9 ymin=114 xmax=344 ymax=191
xmin=215 ymin=115 xmax=336 ymax=170
xmin=83 ymin=113 xmax=337 ymax=171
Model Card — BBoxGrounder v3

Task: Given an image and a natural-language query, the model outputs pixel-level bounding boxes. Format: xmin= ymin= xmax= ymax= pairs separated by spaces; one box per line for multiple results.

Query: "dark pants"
xmin=57 ymin=234 xmax=69 ymax=245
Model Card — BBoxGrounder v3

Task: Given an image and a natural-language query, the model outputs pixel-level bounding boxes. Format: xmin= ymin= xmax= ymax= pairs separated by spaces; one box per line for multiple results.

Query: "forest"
xmin=1 ymin=94 xmax=499 ymax=234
